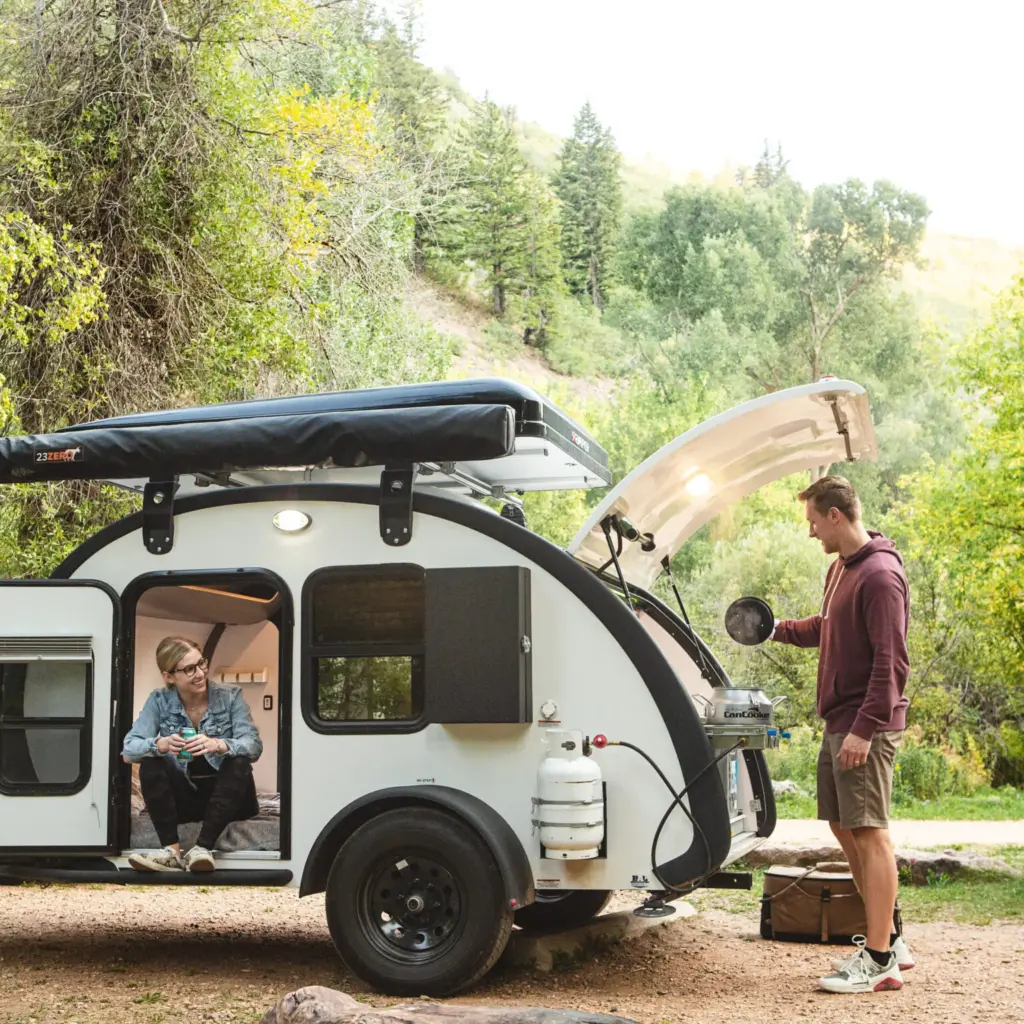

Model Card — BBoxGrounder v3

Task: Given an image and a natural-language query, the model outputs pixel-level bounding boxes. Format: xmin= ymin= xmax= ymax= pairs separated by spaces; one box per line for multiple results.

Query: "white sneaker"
xmin=183 ymin=845 xmax=216 ymax=873
xmin=128 ymin=846 xmax=182 ymax=872
xmin=832 ymin=935 xmax=915 ymax=972
xmin=818 ymin=947 xmax=904 ymax=993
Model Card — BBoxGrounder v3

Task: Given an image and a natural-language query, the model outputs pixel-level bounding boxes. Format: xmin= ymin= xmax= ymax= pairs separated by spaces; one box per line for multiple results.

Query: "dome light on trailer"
xmin=273 ymin=509 xmax=311 ymax=533
xmin=684 ymin=472 xmax=713 ymax=498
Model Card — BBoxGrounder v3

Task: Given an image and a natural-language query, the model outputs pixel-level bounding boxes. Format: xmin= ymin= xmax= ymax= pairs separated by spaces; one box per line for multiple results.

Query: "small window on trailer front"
xmin=0 ymin=654 xmax=91 ymax=794
xmin=307 ymin=565 xmax=425 ymax=726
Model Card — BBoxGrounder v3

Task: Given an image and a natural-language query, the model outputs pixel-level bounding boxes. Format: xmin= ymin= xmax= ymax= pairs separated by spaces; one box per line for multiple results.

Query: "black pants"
xmin=139 ymin=755 xmax=260 ymax=849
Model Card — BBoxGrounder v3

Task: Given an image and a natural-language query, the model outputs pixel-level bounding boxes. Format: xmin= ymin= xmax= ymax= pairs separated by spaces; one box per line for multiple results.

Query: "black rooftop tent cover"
xmin=0 ymin=378 xmax=609 ymax=486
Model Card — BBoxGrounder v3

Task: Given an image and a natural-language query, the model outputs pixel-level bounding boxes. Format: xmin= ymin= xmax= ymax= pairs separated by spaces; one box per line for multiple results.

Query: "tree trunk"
xmin=589 ymin=254 xmax=602 ymax=310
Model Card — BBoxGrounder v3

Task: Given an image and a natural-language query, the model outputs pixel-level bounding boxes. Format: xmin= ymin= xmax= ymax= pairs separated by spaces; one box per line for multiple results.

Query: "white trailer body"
xmin=0 ymin=376 xmax=876 ymax=995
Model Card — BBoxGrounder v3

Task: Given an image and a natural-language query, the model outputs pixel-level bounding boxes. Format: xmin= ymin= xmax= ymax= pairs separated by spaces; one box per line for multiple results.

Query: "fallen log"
xmin=260 ymin=987 xmax=639 ymax=1024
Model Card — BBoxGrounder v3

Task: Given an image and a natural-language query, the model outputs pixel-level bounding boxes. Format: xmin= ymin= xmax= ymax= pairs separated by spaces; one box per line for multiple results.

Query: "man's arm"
xmin=849 ymin=570 xmax=910 ymax=742
xmin=771 ymin=614 xmax=822 ymax=648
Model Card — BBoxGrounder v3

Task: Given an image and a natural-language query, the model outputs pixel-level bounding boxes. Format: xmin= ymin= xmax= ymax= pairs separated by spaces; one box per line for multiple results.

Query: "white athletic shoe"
xmin=128 ymin=846 xmax=183 ymax=872
xmin=183 ymin=845 xmax=216 ymax=873
xmin=832 ymin=935 xmax=915 ymax=972
xmin=818 ymin=947 xmax=904 ymax=994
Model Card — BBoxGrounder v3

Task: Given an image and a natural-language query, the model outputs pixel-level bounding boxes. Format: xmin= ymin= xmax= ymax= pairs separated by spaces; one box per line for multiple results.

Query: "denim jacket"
xmin=122 ymin=682 xmax=263 ymax=773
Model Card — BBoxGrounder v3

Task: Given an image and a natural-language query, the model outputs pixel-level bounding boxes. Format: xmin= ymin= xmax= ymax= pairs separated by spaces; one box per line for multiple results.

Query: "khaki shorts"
xmin=817 ymin=729 xmax=904 ymax=830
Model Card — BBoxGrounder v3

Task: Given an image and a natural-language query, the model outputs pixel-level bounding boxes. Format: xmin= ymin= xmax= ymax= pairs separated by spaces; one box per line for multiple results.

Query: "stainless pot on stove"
xmin=691 ymin=687 xmax=788 ymax=749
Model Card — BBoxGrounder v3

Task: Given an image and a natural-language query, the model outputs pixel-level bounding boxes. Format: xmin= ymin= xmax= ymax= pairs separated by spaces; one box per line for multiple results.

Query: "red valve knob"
xmin=592 ymin=734 xmax=608 ymax=748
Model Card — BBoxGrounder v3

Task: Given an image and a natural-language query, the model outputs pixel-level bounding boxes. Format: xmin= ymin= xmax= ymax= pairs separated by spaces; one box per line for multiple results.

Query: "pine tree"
xmin=458 ymin=101 xmax=534 ymax=316
xmin=553 ymin=103 xmax=622 ymax=310
xmin=516 ymin=172 xmax=563 ymax=344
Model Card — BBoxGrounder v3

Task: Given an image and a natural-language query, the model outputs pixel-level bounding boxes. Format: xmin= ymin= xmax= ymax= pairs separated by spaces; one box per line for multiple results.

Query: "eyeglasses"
xmin=172 ymin=657 xmax=208 ymax=678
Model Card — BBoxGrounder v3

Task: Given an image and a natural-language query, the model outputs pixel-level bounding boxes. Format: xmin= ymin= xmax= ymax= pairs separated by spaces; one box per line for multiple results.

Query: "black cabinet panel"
xmin=425 ymin=567 xmax=531 ymax=723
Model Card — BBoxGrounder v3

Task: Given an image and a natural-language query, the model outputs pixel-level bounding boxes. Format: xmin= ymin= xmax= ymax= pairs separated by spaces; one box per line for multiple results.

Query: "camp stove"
xmin=691 ymin=687 xmax=788 ymax=750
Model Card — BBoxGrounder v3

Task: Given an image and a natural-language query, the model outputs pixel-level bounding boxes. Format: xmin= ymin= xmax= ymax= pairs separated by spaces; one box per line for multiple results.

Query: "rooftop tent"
xmin=568 ymin=379 xmax=878 ymax=589
xmin=0 ymin=378 xmax=611 ymax=498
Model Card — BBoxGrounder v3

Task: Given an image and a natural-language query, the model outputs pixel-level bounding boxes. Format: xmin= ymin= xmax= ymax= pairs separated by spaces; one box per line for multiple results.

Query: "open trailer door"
xmin=0 ymin=580 xmax=118 ymax=854
xmin=569 ymin=378 xmax=878 ymax=588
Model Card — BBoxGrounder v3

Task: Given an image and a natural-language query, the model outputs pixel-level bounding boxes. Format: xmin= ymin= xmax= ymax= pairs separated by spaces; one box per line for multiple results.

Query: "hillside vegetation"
xmin=0 ymin=1 xmax=1022 ymax=792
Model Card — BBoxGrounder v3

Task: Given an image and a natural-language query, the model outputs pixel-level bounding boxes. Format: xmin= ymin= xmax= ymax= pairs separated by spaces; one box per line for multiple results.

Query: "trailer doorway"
xmin=121 ymin=571 xmax=291 ymax=860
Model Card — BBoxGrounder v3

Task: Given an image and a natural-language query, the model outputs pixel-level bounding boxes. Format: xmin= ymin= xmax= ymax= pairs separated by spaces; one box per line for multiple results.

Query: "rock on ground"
xmin=261 ymin=986 xmax=638 ymax=1024
xmin=744 ymin=843 xmax=1021 ymax=883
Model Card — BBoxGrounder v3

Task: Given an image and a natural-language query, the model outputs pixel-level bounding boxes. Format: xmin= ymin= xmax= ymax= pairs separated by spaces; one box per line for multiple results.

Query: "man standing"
xmin=771 ymin=475 xmax=913 ymax=994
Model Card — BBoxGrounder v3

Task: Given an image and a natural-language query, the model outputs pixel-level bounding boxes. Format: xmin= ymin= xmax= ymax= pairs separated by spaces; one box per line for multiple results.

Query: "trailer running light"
xmin=273 ymin=509 xmax=311 ymax=533
xmin=684 ymin=472 xmax=712 ymax=498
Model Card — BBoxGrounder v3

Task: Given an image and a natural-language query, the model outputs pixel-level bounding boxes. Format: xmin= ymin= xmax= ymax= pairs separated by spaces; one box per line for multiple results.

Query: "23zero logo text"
xmin=34 ymin=447 xmax=83 ymax=464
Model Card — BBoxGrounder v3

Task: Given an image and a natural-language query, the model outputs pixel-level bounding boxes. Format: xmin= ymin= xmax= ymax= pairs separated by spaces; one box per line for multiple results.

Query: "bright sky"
xmin=399 ymin=0 xmax=1024 ymax=245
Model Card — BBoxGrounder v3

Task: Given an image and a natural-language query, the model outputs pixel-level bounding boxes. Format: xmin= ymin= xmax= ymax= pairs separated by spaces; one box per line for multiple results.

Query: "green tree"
xmin=368 ymin=3 xmax=459 ymax=272
xmin=457 ymin=100 xmax=562 ymax=324
xmin=619 ymin=162 xmax=930 ymax=395
xmin=0 ymin=0 xmax=453 ymax=576
xmin=898 ymin=274 xmax=1024 ymax=776
xmin=552 ymin=102 xmax=622 ymax=309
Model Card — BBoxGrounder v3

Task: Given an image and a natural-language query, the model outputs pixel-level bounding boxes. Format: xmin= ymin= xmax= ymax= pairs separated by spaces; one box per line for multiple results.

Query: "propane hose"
xmin=597 ymin=737 xmax=744 ymax=895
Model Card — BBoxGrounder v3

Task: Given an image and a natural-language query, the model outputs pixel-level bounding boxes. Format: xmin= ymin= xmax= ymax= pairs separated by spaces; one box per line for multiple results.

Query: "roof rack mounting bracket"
xmin=380 ymin=464 xmax=414 ymax=547
xmin=142 ymin=478 xmax=179 ymax=555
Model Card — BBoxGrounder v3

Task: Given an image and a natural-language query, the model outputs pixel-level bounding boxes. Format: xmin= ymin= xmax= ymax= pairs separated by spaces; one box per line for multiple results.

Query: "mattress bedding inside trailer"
xmin=129 ymin=787 xmax=281 ymax=852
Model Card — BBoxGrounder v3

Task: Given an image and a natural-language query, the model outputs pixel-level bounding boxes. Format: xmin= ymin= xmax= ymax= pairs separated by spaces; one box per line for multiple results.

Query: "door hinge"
xmin=379 ymin=465 xmax=414 ymax=547
xmin=142 ymin=478 xmax=178 ymax=555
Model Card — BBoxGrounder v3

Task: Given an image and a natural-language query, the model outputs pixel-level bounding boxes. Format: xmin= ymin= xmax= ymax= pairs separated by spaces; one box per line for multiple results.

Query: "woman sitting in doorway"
xmin=122 ymin=636 xmax=263 ymax=873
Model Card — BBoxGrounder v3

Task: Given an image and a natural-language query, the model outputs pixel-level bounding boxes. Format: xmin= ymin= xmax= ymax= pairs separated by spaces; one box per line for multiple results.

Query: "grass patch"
xmin=773 ymin=786 xmax=1024 ymax=820
xmin=133 ymin=992 xmax=167 ymax=1005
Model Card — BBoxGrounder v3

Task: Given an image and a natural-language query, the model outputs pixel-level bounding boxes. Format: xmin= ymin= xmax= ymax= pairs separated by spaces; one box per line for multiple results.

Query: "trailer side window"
xmin=307 ymin=566 xmax=424 ymax=725
xmin=0 ymin=660 xmax=91 ymax=794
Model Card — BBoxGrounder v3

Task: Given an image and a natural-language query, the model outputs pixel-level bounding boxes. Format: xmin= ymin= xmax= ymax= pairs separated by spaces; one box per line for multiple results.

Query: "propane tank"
xmin=533 ymin=729 xmax=604 ymax=860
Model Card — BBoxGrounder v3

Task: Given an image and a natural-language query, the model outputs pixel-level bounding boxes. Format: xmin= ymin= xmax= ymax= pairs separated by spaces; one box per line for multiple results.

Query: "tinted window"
xmin=312 ymin=569 xmax=424 ymax=646
xmin=0 ymin=660 xmax=91 ymax=794
xmin=307 ymin=566 xmax=424 ymax=726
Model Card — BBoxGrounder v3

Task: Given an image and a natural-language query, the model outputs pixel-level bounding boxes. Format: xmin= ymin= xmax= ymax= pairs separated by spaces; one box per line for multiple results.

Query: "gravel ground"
xmin=1 ymin=884 xmax=1022 ymax=1024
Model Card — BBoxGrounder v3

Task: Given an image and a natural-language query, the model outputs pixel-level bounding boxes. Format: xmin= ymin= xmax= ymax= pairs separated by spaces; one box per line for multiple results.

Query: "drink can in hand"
xmin=179 ymin=727 xmax=197 ymax=762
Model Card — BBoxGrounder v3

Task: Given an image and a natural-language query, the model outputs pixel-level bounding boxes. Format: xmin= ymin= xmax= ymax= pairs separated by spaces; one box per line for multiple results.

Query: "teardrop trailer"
xmin=0 ymin=376 xmax=877 ymax=995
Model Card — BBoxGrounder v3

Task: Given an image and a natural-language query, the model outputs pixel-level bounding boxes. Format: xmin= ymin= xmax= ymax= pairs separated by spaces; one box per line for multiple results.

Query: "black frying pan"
xmin=724 ymin=596 xmax=775 ymax=646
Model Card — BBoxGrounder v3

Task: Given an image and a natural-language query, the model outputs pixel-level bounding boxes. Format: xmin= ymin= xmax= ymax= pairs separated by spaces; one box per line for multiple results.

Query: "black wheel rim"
xmin=357 ymin=850 xmax=464 ymax=963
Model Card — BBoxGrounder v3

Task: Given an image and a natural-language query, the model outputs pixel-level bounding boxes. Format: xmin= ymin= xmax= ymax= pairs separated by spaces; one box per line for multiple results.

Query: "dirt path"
xmin=773 ymin=819 xmax=1024 ymax=847
xmin=1 ymin=884 xmax=1022 ymax=1024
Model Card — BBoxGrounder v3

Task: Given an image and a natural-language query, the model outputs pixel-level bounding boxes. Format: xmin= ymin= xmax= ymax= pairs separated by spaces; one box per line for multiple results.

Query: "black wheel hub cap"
xmin=366 ymin=855 xmax=462 ymax=954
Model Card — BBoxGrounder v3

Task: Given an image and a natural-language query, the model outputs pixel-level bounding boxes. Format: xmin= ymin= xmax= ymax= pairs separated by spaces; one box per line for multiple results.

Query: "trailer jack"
xmin=632 ymin=891 xmax=677 ymax=918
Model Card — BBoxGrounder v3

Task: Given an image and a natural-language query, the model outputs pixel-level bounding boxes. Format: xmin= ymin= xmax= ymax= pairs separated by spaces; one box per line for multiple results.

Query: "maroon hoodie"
xmin=771 ymin=532 xmax=910 ymax=740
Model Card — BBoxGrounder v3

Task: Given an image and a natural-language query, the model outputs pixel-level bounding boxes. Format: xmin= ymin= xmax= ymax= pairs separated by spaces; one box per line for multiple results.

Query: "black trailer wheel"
xmin=324 ymin=807 xmax=513 ymax=996
xmin=513 ymin=888 xmax=614 ymax=933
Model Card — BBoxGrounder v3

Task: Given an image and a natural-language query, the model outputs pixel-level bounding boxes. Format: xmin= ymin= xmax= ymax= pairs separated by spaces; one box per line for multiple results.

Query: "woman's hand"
xmin=156 ymin=734 xmax=186 ymax=756
xmin=184 ymin=733 xmax=229 ymax=757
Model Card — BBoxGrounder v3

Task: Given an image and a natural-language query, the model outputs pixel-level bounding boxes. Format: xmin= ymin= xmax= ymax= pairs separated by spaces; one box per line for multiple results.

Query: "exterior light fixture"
xmin=684 ymin=472 xmax=713 ymax=498
xmin=273 ymin=509 xmax=311 ymax=533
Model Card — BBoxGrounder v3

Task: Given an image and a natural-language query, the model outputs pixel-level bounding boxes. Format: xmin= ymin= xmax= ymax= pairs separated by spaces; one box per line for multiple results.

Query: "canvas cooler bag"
xmin=760 ymin=862 xmax=867 ymax=943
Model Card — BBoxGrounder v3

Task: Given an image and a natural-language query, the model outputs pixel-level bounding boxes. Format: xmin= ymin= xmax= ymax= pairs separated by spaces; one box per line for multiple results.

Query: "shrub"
xmin=764 ymin=723 xmax=990 ymax=802
xmin=893 ymin=732 xmax=987 ymax=802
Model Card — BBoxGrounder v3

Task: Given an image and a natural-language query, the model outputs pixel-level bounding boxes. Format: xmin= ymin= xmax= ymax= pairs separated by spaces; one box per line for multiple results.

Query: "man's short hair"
xmin=798 ymin=475 xmax=861 ymax=521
